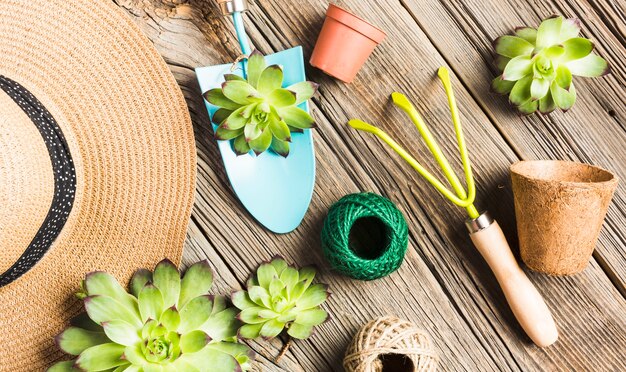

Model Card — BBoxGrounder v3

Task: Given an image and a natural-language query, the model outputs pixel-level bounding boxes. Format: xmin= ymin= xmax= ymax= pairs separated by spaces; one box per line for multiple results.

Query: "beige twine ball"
xmin=344 ymin=316 xmax=438 ymax=372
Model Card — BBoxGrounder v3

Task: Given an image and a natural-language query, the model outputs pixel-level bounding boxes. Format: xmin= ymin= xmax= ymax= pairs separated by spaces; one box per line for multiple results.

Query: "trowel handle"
xmin=467 ymin=215 xmax=558 ymax=347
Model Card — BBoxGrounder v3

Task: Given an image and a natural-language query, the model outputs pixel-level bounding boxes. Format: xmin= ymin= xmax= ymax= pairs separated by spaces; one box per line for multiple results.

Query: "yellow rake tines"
xmin=349 ymin=67 xmax=479 ymax=219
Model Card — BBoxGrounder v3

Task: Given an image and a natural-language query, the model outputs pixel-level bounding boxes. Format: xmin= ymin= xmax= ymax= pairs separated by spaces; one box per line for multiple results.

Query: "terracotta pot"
xmin=310 ymin=4 xmax=385 ymax=83
xmin=510 ymin=160 xmax=618 ymax=275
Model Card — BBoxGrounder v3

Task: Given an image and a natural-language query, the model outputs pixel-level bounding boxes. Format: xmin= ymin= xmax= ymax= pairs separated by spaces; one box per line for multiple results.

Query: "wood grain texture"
xmin=115 ymin=0 xmax=626 ymax=370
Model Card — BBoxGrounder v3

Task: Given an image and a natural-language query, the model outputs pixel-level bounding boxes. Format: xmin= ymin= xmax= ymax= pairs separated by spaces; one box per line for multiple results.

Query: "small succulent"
xmin=232 ymin=257 xmax=329 ymax=341
xmin=49 ymin=260 xmax=253 ymax=372
xmin=203 ymin=50 xmax=318 ymax=157
xmin=492 ymin=15 xmax=609 ymax=114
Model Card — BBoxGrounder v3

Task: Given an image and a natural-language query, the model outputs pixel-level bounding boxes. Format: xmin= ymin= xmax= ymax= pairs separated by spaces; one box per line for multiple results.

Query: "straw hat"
xmin=0 ymin=0 xmax=196 ymax=369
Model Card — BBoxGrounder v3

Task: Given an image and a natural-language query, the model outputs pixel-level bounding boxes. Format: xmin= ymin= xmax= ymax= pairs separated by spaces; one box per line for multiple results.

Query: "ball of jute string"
xmin=344 ymin=316 xmax=438 ymax=372
xmin=321 ymin=193 xmax=408 ymax=280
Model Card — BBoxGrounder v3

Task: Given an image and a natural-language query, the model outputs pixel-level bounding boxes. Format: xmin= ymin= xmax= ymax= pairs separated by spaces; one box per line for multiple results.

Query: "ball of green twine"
xmin=321 ymin=193 xmax=408 ymax=281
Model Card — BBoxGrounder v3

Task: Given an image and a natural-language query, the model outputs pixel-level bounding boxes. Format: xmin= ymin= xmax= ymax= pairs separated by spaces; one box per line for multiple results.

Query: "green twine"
xmin=321 ymin=193 xmax=408 ymax=281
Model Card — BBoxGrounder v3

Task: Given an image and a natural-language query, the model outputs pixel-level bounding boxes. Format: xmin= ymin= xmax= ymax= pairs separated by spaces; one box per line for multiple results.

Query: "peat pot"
xmin=510 ymin=160 xmax=618 ymax=275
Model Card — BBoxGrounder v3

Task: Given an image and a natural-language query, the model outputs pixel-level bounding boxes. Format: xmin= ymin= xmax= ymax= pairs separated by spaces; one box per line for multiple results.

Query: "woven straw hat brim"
xmin=0 ymin=0 xmax=196 ymax=369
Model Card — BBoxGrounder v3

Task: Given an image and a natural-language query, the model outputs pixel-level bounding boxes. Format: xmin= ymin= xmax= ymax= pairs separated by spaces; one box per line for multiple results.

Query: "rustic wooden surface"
xmin=116 ymin=0 xmax=626 ymax=370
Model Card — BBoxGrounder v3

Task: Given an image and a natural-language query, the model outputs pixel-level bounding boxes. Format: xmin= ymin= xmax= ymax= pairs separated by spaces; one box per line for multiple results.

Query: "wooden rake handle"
xmin=469 ymin=219 xmax=558 ymax=347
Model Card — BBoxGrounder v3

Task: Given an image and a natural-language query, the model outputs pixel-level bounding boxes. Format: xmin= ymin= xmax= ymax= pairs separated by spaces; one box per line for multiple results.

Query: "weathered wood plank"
xmin=398 ymin=0 xmax=626 ymax=295
xmin=116 ymin=0 xmax=626 ymax=370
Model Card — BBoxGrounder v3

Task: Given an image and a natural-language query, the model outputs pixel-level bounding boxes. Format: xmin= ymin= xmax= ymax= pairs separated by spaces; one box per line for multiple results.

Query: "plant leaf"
xmin=222 ymin=81 xmax=261 ymax=105
xmin=517 ymin=99 xmax=539 ymax=115
xmin=555 ymin=65 xmax=573 ymax=89
xmin=539 ymin=91 xmax=557 ymax=114
xmin=495 ymin=55 xmax=511 ymax=73
xmin=238 ymin=323 xmax=263 ymax=339
xmin=156 ymin=306 xmax=179 ymax=332
xmin=502 ymin=56 xmax=533 ymax=81
xmin=543 ymin=45 xmax=564 ymax=59
xmin=200 ymin=307 xmax=240 ymax=341
xmin=248 ymin=286 xmax=271 ymax=308
xmin=509 ymin=75 xmax=533 ymax=106
xmin=279 ymin=107 xmax=315 ymax=129
xmin=296 ymin=284 xmax=328 ymax=309
xmin=48 ymin=361 xmax=80 ymax=372
xmin=138 ymin=284 xmax=164 ymax=323
xmin=267 ymin=89 xmax=297 ymax=107
xmin=84 ymin=295 xmax=142 ymax=328
xmin=224 ymin=74 xmax=245 ymax=82
xmin=279 ymin=267 xmax=299 ymax=293
xmin=238 ymin=307 xmax=266 ymax=324
xmin=246 ymin=50 xmax=267 ymax=89
xmin=514 ymin=27 xmax=537 ymax=43
xmin=102 ymin=320 xmax=141 ymax=346
xmin=212 ymin=108 xmax=233 ymax=126
xmin=287 ymin=323 xmax=312 ymax=340
xmin=215 ymin=126 xmax=244 ymax=141
xmin=204 ymin=89 xmax=241 ymax=110
xmin=491 ymin=76 xmax=515 ymax=94
xmin=84 ymin=272 xmax=137 ymax=312
xmin=178 ymin=295 xmax=213 ymax=334
xmin=257 ymin=65 xmax=284 ymax=95
xmin=256 ymin=263 xmax=278 ymax=288
xmin=233 ymin=135 xmax=251 ymax=155
xmin=70 ymin=312 xmax=103 ymax=332
xmin=285 ymin=82 xmax=318 ymax=105
xmin=222 ymin=107 xmax=248 ymax=130
xmin=560 ymin=37 xmax=593 ymax=62
xmin=153 ymin=259 xmax=181 ymax=310
xmin=259 ymin=318 xmax=284 ymax=339
xmin=565 ymin=53 xmax=609 ymax=77
xmin=551 ymin=81 xmax=577 ymax=111
xmin=244 ymin=122 xmax=263 ymax=142
xmin=294 ymin=308 xmax=328 ymax=326
xmin=494 ymin=35 xmax=534 ymax=58
xmin=249 ymin=126 xmax=273 ymax=155
xmin=270 ymin=138 xmax=290 ymax=157
xmin=269 ymin=118 xmax=291 ymax=142
xmin=179 ymin=261 xmax=213 ymax=309
xmin=530 ymin=78 xmax=550 ymax=100
xmin=75 ymin=343 xmax=127 ymax=371
xmin=56 ymin=327 xmax=109 ymax=355
xmin=130 ymin=269 xmax=152 ymax=298
xmin=536 ymin=16 xmax=562 ymax=49
xmin=560 ymin=18 xmax=581 ymax=41
xmin=178 ymin=345 xmax=239 ymax=372
xmin=231 ymin=291 xmax=256 ymax=310
xmin=270 ymin=258 xmax=288 ymax=275
xmin=180 ymin=330 xmax=210 ymax=354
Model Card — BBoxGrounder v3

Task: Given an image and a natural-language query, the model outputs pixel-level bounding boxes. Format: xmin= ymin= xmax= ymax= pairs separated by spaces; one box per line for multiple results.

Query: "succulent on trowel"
xmin=492 ymin=15 xmax=609 ymax=114
xmin=232 ymin=257 xmax=328 ymax=346
xmin=49 ymin=260 xmax=253 ymax=372
xmin=203 ymin=50 xmax=318 ymax=157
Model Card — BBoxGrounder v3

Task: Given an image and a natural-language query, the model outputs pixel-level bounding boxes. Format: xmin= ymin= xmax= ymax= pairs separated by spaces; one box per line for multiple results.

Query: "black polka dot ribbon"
xmin=0 ymin=75 xmax=76 ymax=287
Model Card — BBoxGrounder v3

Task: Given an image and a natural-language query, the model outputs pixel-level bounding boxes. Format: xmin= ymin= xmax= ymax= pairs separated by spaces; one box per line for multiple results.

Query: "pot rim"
xmin=325 ymin=4 xmax=386 ymax=44
xmin=510 ymin=160 xmax=619 ymax=188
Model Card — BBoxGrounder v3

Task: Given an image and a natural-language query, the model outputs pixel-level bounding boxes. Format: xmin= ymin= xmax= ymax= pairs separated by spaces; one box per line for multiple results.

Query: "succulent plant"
xmin=492 ymin=15 xmax=609 ymax=114
xmin=232 ymin=257 xmax=329 ymax=342
xmin=203 ymin=50 xmax=318 ymax=157
xmin=49 ymin=260 xmax=253 ymax=372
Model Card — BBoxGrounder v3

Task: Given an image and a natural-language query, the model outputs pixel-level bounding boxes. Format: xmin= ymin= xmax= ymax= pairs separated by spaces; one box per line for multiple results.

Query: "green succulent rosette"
xmin=232 ymin=257 xmax=329 ymax=340
xmin=49 ymin=260 xmax=254 ymax=372
xmin=203 ymin=50 xmax=318 ymax=157
xmin=492 ymin=15 xmax=609 ymax=114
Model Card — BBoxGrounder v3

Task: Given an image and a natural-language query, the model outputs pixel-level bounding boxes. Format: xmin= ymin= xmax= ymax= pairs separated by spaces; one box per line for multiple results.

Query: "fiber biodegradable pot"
xmin=310 ymin=4 xmax=386 ymax=83
xmin=510 ymin=160 xmax=618 ymax=275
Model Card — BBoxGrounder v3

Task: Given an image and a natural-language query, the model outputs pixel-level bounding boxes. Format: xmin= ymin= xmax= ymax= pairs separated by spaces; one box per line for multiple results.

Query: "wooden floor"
xmin=116 ymin=0 xmax=625 ymax=370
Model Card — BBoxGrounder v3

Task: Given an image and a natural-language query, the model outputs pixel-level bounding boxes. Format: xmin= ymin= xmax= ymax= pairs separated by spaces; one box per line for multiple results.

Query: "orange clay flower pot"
xmin=310 ymin=4 xmax=386 ymax=83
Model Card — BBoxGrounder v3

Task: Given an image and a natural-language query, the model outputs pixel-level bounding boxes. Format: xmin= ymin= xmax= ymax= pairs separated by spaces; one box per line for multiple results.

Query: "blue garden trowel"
xmin=195 ymin=0 xmax=315 ymax=234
